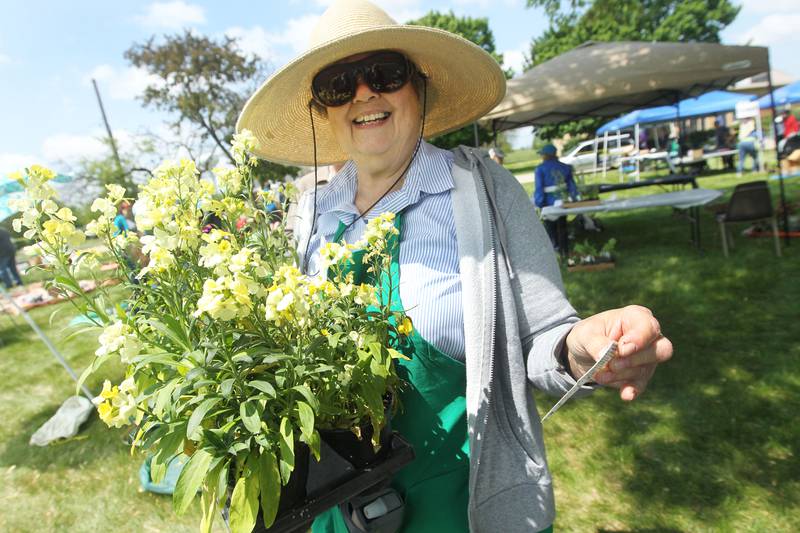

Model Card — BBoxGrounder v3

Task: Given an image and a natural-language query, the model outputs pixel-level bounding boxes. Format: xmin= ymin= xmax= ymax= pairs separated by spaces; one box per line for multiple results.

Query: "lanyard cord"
xmin=302 ymin=77 xmax=428 ymax=273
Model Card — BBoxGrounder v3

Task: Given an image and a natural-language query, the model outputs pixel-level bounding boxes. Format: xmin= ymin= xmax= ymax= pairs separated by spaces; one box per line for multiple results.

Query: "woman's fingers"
xmin=610 ymin=335 xmax=673 ymax=371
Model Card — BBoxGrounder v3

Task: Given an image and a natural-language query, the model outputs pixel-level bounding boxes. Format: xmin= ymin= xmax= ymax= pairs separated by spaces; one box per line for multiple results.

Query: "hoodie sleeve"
xmin=489 ymin=161 xmax=597 ymax=397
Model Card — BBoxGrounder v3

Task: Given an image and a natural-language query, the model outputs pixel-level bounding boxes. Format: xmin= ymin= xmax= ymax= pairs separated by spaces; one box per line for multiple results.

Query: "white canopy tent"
xmin=482 ymin=41 xmax=791 ymax=242
xmin=483 ymin=41 xmax=769 ymax=131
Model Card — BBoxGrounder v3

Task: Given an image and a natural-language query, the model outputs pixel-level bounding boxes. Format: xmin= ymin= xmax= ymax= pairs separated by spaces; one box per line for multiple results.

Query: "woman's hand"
xmin=564 ymin=305 xmax=673 ymax=401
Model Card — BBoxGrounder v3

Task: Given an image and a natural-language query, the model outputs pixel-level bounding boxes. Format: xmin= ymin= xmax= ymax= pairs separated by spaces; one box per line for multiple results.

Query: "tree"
xmin=525 ymin=0 xmax=740 ymax=139
xmin=406 ymin=10 xmax=511 ymax=150
xmin=125 ymin=30 xmax=298 ymax=183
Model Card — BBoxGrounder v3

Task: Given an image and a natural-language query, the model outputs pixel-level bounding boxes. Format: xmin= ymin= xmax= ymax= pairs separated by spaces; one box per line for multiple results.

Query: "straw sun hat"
xmin=236 ymin=0 xmax=507 ymax=166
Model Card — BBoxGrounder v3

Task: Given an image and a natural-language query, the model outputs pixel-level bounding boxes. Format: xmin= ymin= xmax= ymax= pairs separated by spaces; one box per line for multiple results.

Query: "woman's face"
xmin=324 ymin=54 xmax=421 ymax=165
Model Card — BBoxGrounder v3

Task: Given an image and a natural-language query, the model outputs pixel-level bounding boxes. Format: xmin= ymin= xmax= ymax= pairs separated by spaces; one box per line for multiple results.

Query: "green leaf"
xmin=187 ymin=397 xmax=221 ymax=440
xmin=149 ymin=318 xmax=192 ymax=352
xmin=75 ymin=364 xmax=94 ymax=397
xmin=240 ymin=400 xmax=262 ymax=434
xmin=259 ymin=451 xmax=281 ymax=528
xmin=305 ymin=430 xmax=321 ymax=462
xmin=260 ymin=353 xmax=292 ymax=365
xmin=200 ymin=459 xmax=226 ymax=533
xmin=232 ymin=352 xmax=253 ymax=364
xmin=229 ymin=456 xmax=260 ymax=533
xmin=154 ymin=380 xmax=179 ymax=417
xmin=151 ymin=426 xmax=186 ymax=484
xmin=221 ymin=378 xmax=235 ymax=398
xmin=279 ymin=417 xmax=295 ymax=484
xmin=291 ymin=384 xmax=319 ymax=412
xmin=63 ymin=324 xmax=103 ymax=342
xmin=296 ymin=401 xmax=314 ymax=441
xmin=247 ymin=380 xmax=276 ymax=398
xmin=173 ymin=448 xmax=214 ymax=515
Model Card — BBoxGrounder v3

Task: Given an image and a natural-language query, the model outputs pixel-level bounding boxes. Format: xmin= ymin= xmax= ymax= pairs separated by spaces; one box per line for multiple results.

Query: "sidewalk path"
xmin=514 ymin=171 xmax=535 ymax=184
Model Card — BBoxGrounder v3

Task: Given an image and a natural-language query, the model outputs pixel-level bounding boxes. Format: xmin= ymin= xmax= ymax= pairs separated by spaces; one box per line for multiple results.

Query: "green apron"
xmin=311 ymin=214 xmax=554 ymax=533
xmin=312 ymin=213 xmax=470 ymax=533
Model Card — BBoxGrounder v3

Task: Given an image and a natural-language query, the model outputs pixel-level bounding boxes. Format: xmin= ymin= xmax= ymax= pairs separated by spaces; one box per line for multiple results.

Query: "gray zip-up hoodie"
xmin=296 ymin=146 xmax=596 ymax=532
xmin=450 ymin=146 xmax=596 ymax=532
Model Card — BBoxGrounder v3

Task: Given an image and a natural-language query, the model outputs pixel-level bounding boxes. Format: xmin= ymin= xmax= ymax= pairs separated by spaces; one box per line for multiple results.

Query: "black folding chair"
xmin=715 ymin=181 xmax=781 ymax=258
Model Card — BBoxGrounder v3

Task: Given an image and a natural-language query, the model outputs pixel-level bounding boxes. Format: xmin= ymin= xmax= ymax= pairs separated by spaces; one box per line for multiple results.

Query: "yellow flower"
xmin=91 ymin=197 xmax=117 ymax=219
xmin=397 ymin=316 xmax=413 ymax=336
xmin=105 ymin=184 xmax=126 ymax=203
xmin=231 ymin=129 xmax=259 ymax=166
xmin=213 ymin=166 xmax=244 ymax=194
xmin=96 ymin=401 xmax=114 ymax=426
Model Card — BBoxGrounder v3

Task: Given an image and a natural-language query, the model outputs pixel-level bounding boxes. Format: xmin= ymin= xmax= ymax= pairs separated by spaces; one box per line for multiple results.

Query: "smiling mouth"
xmin=353 ymin=112 xmax=391 ymax=125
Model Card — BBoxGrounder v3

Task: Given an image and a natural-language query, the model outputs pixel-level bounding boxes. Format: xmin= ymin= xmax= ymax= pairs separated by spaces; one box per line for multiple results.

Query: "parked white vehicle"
xmin=560 ymin=134 xmax=634 ymax=172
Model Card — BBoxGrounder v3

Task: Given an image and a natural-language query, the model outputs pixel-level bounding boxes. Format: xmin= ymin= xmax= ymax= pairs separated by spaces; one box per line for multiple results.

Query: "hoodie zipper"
xmin=469 ymin=152 xmax=498 ymax=509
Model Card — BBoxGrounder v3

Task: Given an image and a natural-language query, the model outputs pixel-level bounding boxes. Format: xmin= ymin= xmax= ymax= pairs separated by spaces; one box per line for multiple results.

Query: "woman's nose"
xmin=352 ymin=77 xmax=378 ymax=102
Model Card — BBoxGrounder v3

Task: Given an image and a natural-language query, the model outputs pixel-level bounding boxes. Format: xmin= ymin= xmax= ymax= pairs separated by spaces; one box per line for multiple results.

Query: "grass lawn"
xmin=520 ymin=170 xmax=800 ymax=531
xmin=1 ymin=170 xmax=798 ymax=532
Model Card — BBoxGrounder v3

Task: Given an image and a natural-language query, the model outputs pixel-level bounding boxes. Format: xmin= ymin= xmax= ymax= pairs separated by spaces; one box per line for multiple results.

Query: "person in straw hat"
xmin=238 ymin=1 xmax=673 ymax=531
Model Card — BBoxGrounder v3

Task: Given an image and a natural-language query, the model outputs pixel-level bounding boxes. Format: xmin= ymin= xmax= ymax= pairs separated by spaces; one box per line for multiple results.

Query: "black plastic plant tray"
xmin=262 ymin=432 xmax=415 ymax=533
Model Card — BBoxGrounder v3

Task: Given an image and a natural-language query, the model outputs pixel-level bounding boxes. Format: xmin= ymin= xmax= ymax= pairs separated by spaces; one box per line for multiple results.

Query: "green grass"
xmin=1 ymin=171 xmax=798 ymax=531
xmin=522 ymin=170 xmax=800 ymax=531
xmin=0 ymin=296 xmax=224 ymax=532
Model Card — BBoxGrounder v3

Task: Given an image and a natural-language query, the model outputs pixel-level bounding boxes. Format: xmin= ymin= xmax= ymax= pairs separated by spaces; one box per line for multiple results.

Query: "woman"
xmin=237 ymin=1 xmax=673 ymax=531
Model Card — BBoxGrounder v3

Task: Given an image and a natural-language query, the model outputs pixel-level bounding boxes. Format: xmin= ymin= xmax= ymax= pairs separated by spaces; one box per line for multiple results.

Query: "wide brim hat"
xmin=236 ymin=0 xmax=507 ymax=166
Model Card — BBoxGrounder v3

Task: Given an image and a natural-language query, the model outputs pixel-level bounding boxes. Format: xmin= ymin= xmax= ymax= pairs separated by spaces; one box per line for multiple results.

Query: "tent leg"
xmin=765 ymin=59 xmax=790 ymax=246
xmin=0 ymin=287 xmax=94 ymax=401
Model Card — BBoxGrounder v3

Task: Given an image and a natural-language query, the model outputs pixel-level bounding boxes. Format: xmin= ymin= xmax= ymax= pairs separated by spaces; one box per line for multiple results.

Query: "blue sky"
xmin=1 ymin=0 xmax=798 ymax=176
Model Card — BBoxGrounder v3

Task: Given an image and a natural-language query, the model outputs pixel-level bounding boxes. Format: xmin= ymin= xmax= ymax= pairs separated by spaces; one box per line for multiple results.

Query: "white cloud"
xmin=311 ymin=0 xmax=422 ymax=22
xmin=0 ymin=153 xmax=39 ymax=176
xmin=225 ymin=15 xmax=321 ymax=64
xmin=738 ymin=0 xmax=799 ymax=14
xmin=225 ymin=26 xmax=277 ymax=60
xmin=501 ymin=42 xmax=529 ymax=76
xmin=42 ymin=133 xmax=108 ymax=164
xmin=741 ymin=14 xmax=800 ymax=46
xmin=0 ymin=53 xmax=9 ymax=65
xmin=85 ymin=65 xmax=161 ymax=101
xmin=135 ymin=1 xmax=206 ymax=30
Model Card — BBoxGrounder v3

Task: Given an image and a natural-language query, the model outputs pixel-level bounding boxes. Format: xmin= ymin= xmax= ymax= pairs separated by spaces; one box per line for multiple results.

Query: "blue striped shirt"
xmin=305 ymin=141 xmax=465 ymax=361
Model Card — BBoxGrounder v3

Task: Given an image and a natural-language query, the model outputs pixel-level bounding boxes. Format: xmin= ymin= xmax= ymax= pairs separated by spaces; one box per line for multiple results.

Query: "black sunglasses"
xmin=311 ymin=51 xmax=414 ymax=108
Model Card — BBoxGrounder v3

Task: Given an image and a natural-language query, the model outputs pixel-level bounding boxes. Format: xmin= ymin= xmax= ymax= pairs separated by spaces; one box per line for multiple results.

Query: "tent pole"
xmin=635 ymin=122 xmax=641 ymax=181
xmin=1 ymin=288 xmax=94 ymax=400
xmin=766 ymin=62 xmax=789 ymax=245
xmin=617 ymin=129 xmax=622 ymax=182
xmin=675 ymin=91 xmax=685 ymax=175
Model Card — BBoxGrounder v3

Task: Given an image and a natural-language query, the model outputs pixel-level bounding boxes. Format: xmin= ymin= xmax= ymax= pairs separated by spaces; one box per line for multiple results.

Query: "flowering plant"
xmin=12 ymin=132 xmax=411 ymax=532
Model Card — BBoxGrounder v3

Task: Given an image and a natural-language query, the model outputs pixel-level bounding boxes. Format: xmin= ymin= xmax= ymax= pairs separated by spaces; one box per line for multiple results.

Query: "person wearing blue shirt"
xmin=533 ymin=143 xmax=580 ymax=251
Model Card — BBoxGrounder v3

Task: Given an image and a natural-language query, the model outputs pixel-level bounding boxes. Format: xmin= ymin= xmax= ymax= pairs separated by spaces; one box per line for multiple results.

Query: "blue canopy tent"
xmin=0 ymin=173 xmax=73 ymax=221
xmin=757 ymin=80 xmax=800 ymax=109
xmin=597 ymin=91 xmax=757 ymax=133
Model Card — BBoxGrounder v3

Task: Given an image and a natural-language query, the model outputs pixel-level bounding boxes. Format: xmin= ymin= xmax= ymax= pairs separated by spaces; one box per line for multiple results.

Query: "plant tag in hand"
xmin=542 ymin=341 xmax=618 ymax=422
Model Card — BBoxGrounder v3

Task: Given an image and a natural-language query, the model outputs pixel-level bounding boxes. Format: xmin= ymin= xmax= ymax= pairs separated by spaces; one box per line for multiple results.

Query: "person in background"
xmin=286 ymin=163 xmax=343 ymax=232
xmin=782 ymin=108 xmax=798 ymax=140
xmin=0 ymin=228 xmax=23 ymax=288
xmin=714 ymin=117 xmax=735 ymax=170
xmin=113 ymin=202 xmax=131 ymax=236
xmin=488 ymin=147 xmax=505 ymax=165
xmin=533 ymin=143 xmax=580 ymax=251
xmin=736 ymin=118 xmax=760 ymax=176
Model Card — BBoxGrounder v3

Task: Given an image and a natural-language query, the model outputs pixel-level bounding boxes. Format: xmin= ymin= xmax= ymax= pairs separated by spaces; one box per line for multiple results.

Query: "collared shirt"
xmin=533 ymin=159 xmax=580 ymax=208
xmin=305 ymin=141 xmax=465 ymax=360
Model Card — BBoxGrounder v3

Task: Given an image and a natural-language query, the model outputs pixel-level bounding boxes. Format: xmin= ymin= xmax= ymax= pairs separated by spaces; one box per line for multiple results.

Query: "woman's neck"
xmin=353 ymin=142 xmax=419 ymax=215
